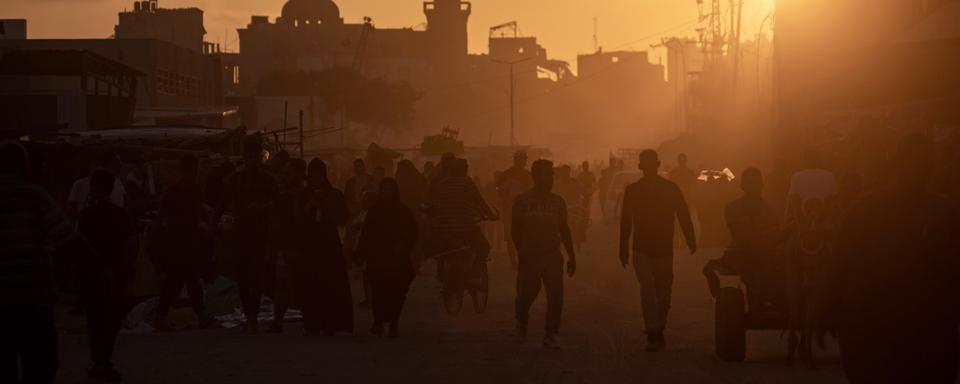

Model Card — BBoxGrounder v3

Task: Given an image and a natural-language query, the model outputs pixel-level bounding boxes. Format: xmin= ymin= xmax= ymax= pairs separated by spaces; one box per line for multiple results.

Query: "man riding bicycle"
xmin=423 ymin=158 xmax=498 ymax=292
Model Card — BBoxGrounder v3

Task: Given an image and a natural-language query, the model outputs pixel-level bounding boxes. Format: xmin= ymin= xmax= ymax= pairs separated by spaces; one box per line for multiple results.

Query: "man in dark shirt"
xmin=426 ymin=158 xmax=497 ymax=268
xmin=668 ymin=153 xmax=698 ymax=198
xmin=619 ymin=150 xmax=696 ymax=352
xmin=703 ymin=168 xmax=782 ymax=304
xmin=512 ymin=160 xmax=576 ymax=349
xmin=77 ymin=169 xmax=134 ymax=382
xmin=156 ymin=155 xmax=211 ymax=331
xmin=497 ymin=151 xmax=532 ymax=270
xmin=1 ymin=142 xmax=78 ymax=384
xmin=577 ymin=161 xmax=597 ymax=211
xmin=221 ymin=140 xmax=278 ymax=334
xmin=344 ymin=159 xmax=373 ymax=217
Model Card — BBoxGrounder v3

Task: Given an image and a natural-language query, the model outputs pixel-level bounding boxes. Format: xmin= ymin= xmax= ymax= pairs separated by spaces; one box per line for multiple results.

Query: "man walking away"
xmin=497 ymin=151 xmax=532 ymax=270
xmin=156 ymin=155 xmax=212 ymax=332
xmin=619 ymin=150 xmax=696 ymax=352
xmin=668 ymin=153 xmax=698 ymax=199
xmin=77 ymin=169 xmax=135 ymax=382
xmin=577 ymin=161 xmax=597 ymax=214
xmin=345 ymin=159 xmax=373 ymax=217
xmin=513 ymin=160 xmax=577 ymax=349
xmin=355 ymin=178 xmax=419 ymax=338
xmin=268 ymin=159 xmax=306 ymax=333
xmin=220 ymin=140 xmax=278 ymax=334
xmin=1 ymin=142 xmax=79 ymax=384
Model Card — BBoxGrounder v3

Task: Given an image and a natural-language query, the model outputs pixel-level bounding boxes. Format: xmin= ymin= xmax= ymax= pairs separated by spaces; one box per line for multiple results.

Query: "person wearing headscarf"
xmin=395 ymin=160 xmax=428 ymax=271
xmin=395 ymin=160 xmax=427 ymax=212
xmin=219 ymin=140 xmax=278 ymax=334
xmin=78 ymin=169 xmax=135 ymax=381
xmin=355 ymin=178 xmax=419 ymax=338
xmin=267 ymin=158 xmax=307 ymax=334
xmin=497 ymin=150 xmax=532 ymax=270
xmin=298 ymin=159 xmax=352 ymax=336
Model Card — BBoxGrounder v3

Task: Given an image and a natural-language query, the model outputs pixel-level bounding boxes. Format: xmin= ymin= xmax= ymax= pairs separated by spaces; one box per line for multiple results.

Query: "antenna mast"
xmin=593 ymin=16 xmax=599 ymax=53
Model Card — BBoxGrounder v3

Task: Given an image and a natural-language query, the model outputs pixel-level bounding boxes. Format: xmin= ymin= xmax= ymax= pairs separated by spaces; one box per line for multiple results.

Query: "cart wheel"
xmin=444 ymin=290 xmax=464 ymax=316
xmin=716 ymin=287 xmax=747 ymax=362
xmin=471 ymin=264 xmax=489 ymax=314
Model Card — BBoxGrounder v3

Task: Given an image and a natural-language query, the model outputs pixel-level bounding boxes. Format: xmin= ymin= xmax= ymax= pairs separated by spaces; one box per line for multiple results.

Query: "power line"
xmin=444 ymin=20 xmax=706 ymax=127
xmin=607 ymin=17 xmax=701 ymax=51
xmin=420 ymin=18 xmax=703 ymax=95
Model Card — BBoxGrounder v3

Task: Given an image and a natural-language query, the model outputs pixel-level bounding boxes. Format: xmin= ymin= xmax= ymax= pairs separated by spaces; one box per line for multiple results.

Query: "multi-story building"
xmin=115 ymin=0 xmax=206 ymax=53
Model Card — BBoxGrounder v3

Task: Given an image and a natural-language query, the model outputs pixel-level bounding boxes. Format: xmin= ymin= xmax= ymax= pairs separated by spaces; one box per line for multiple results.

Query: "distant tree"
xmin=257 ymin=68 xmax=422 ymax=138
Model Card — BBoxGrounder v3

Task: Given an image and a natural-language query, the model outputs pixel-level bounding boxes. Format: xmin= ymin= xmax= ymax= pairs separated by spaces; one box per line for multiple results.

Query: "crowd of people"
xmin=2 ymin=126 xmax=959 ymax=384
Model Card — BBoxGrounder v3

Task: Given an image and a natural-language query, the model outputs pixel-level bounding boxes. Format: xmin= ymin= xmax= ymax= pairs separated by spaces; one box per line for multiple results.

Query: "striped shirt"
xmin=0 ymin=175 xmax=76 ymax=305
xmin=427 ymin=176 xmax=495 ymax=234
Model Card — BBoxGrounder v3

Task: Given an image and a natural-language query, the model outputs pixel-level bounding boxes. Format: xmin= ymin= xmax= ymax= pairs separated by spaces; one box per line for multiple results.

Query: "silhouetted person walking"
xmin=619 ymin=150 xmax=696 ymax=352
xmin=823 ymin=134 xmax=960 ymax=384
xmin=268 ymin=159 xmax=307 ymax=333
xmin=345 ymin=158 xmax=373 ymax=217
xmin=512 ymin=160 xmax=577 ymax=349
xmin=1 ymin=142 xmax=78 ymax=384
xmin=299 ymin=159 xmax=352 ymax=336
xmin=77 ymin=169 xmax=135 ymax=382
xmin=355 ymin=178 xmax=419 ymax=338
xmin=395 ymin=160 xmax=426 ymax=217
xmin=497 ymin=151 xmax=532 ymax=270
xmin=156 ymin=155 xmax=211 ymax=332
xmin=395 ymin=159 xmax=427 ymax=271
xmin=598 ymin=161 xmax=615 ymax=219
xmin=577 ymin=161 xmax=597 ymax=213
xmin=221 ymin=140 xmax=278 ymax=334
xmin=668 ymin=153 xmax=697 ymax=197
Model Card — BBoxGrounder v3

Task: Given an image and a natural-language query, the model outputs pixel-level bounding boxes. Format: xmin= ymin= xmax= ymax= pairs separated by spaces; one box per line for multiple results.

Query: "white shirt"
xmin=788 ymin=169 xmax=837 ymax=204
xmin=68 ymin=177 xmax=126 ymax=210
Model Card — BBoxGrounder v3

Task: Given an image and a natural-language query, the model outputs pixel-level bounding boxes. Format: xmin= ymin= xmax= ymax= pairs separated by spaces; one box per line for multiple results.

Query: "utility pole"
xmin=593 ymin=16 xmax=599 ymax=53
xmin=298 ymin=110 xmax=304 ymax=158
xmin=282 ymin=100 xmax=288 ymax=146
xmin=492 ymin=57 xmax=534 ymax=147
xmin=731 ymin=0 xmax=744 ymax=96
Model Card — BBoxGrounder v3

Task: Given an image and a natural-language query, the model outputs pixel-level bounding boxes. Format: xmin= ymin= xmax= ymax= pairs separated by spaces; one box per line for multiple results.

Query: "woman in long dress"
xmin=355 ymin=178 xmax=419 ymax=338
xmin=298 ymin=159 xmax=352 ymax=336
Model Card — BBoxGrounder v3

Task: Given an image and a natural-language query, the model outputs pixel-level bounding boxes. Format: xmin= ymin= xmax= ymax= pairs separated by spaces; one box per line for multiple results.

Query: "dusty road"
xmin=55 ymin=221 xmax=849 ymax=384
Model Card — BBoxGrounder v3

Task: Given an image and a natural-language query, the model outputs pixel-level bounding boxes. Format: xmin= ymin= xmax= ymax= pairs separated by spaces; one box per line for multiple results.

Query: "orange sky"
xmin=3 ymin=0 xmax=774 ymax=69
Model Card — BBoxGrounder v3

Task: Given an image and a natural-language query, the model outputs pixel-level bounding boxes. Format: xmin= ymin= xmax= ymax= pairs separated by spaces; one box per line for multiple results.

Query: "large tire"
xmin=716 ymin=287 xmax=747 ymax=362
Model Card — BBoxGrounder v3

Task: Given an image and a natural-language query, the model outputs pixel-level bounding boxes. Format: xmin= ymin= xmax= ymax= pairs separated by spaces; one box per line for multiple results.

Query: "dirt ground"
xmin=54 ymin=217 xmax=851 ymax=384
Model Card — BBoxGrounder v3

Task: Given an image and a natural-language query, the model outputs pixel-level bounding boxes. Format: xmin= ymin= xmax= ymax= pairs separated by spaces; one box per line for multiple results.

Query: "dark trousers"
xmin=369 ymin=269 xmax=414 ymax=327
xmin=1 ymin=306 xmax=58 ymax=384
xmin=156 ymin=268 xmax=205 ymax=320
xmin=515 ymin=252 xmax=564 ymax=334
xmin=840 ymin=327 xmax=959 ymax=384
xmin=86 ymin=298 xmax=121 ymax=367
xmin=633 ymin=253 xmax=673 ymax=332
xmin=236 ymin=226 xmax=268 ymax=322
xmin=84 ymin=271 xmax=124 ymax=368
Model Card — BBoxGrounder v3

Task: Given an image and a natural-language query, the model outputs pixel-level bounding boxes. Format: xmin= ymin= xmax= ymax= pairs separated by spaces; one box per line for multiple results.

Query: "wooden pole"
xmin=299 ymin=110 xmax=304 ymax=159
xmin=282 ymin=100 xmax=289 ymax=146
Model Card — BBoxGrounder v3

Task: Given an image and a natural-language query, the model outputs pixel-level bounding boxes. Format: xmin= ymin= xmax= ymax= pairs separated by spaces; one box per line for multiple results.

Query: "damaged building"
xmin=238 ymin=0 xmax=471 ymax=94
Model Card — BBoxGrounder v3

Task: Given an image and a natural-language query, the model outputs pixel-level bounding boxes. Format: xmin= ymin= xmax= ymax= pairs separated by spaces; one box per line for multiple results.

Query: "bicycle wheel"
xmin=441 ymin=256 xmax=464 ymax=316
xmin=471 ymin=263 xmax=489 ymax=314
xmin=444 ymin=290 xmax=464 ymax=315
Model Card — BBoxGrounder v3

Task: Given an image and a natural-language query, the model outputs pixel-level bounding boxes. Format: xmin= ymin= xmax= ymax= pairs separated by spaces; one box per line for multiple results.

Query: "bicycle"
xmin=435 ymin=245 xmax=489 ymax=316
